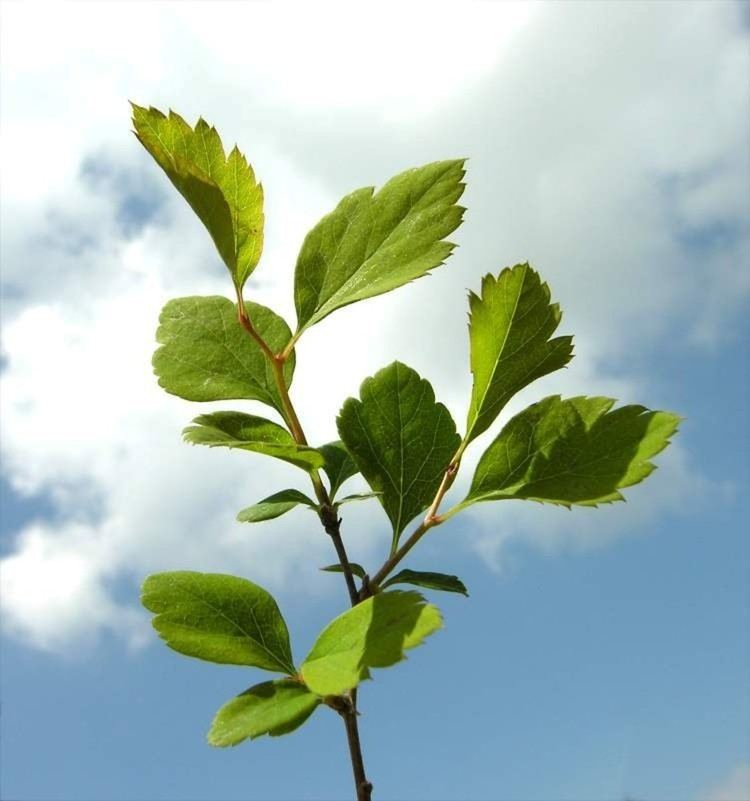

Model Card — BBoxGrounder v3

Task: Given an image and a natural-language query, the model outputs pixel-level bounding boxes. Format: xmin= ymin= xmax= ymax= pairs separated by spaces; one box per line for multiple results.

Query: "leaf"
xmin=294 ymin=160 xmax=466 ymax=335
xmin=460 ymin=395 xmax=681 ymax=509
xmin=141 ymin=572 xmax=295 ymax=673
xmin=337 ymin=362 xmax=461 ymax=544
xmin=336 ymin=492 xmax=381 ymax=505
xmin=183 ymin=412 xmax=324 ymax=472
xmin=381 ymin=570 xmax=468 ymax=596
xmin=208 ymin=679 xmax=320 ymax=747
xmin=153 ymin=296 xmax=294 ymax=415
xmin=319 ymin=440 xmax=358 ymax=498
xmin=237 ymin=490 xmax=317 ymax=523
xmin=301 ymin=591 xmax=442 ymax=696
xmin=320 ymin=563 xmax=367 ymax=580
xmin=132 ymin=104 xmax=263 ymax=290
xmin=466 ymin=264 xmax=574 ymax=444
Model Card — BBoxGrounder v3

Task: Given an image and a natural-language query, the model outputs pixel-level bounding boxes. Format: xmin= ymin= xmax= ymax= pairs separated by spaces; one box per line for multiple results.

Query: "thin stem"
xmin=342 ymin=699 xmax=373 ymax=801
xmin=235 ymin=291 xmax=370 ymax=797
xmin=235 ymin=287 xmax=276 ymax=362
xmin=270 ymin=355 xmax=308 ymax=445
xmin=319 ymin=505 xmax=360 ymax=606
xmin=369 ymin=520 xmax=433 ymax=591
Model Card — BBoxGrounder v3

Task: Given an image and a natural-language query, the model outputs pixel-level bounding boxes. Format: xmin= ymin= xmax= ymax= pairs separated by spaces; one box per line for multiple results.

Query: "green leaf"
xmin=466 ymin=264 xmax=574 ymax=444
xmin=294 ymin=160 xmax=466 ymax=335
xmin=319 ymin=440 xmax=359 ymax=498
xmin=320 ymin=563 xmax=367 ymax=580
xmin=141 ymin=572 xmax=295 ymax=673
xmin=460 ymin=395 xmax=681 ymax=509
xmin=337 ymin=362 xmax=461 ymax=544
xmin=184 ymin=412 xmax=325 ymax=472
xmin=300 ymin=591 xmax=442 ymax=696
xmin=237 ymin=490 xmax=317 ymax=523
xmin=336 ymin=492 xmax=381 ymax=505
xmin=381 ymin=570 xmax=468 ymax=596
xmin=208 ymin=679 xmax=320 ymax=747
xmin=132 ymin=104 xmax=263 ymax=290
xmin=153 ymin=296 xmax=294 ymax=415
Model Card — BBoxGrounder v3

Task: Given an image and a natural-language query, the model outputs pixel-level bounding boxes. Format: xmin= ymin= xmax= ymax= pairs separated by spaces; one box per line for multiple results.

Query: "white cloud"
xmin=702 ymin=762 xmax=750 ymax=801
xmin=0 ymin=1 xmax=747 ymax=652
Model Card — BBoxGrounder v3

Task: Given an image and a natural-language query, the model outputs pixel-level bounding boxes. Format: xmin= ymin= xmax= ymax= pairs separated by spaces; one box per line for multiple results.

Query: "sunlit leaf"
xmin=466 ymin=264 xmax=573 ymax=443
xmin=132 ymin=104 xmax=263 ymax=290
xmin=183 ymin=412 xmax=324 ymax=472
xmin=337 ymin=362 xmax=460 ymax=544
xmin=459 ymin=395 xmax=681 ymax=509
xmin=153 ymin=296 xmax=293 ymax=414
xmin=294 ymin=160 xmax=465 ymax=334
xmin=208 ymin=680 xmax=320 ymax=746
xmin=141 ymin=572 xmax=295 ymax=673
xmin=300 ymin=591 xmax=442 ymax=696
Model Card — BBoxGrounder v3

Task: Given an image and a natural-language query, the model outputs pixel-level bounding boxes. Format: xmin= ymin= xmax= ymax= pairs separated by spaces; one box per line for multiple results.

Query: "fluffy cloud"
xmin=1 ymin=1 xmax=747 ymax=652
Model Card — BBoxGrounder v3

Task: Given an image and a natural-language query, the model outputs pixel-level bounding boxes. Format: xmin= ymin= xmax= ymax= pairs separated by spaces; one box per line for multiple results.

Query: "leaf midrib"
xmin=172 ymin=583 xmax=294 ymax=674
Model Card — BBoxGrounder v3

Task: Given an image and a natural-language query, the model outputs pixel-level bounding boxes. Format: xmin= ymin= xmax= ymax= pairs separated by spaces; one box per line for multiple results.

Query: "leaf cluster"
xmin=134 ymin=106 xmax=680 ymax=760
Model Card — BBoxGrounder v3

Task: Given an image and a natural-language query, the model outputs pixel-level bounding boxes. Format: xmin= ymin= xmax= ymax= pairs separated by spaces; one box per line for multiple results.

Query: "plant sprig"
xmin=133 ymin=104 xmax=680 ymax=801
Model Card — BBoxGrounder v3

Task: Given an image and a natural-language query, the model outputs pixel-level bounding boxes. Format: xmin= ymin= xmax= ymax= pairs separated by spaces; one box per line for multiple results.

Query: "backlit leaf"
xmin=466 ymin=264 xmax=573 ymax=443
xmin=208 ymin=680 xmax=320 ymax=747
xmin=300 ymin=591 xmax=442 ymax=696
xmin=132 ymin=104 xmax=263 ymax=290
xmin=141 ymin=572 xmax=295 ymax=673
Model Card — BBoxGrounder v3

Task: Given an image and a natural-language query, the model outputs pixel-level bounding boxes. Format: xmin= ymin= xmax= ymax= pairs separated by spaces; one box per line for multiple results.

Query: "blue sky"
xmin=1 ymin=2 xmax=748 ymax=800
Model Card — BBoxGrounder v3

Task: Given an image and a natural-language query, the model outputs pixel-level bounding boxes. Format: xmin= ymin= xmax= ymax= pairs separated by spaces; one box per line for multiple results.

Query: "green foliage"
xmin=466 ymin=264 xmax=574 ymax=444
xmin=294 ymin=160 xmax=465 ymax=336
xmin=135 ymin=106 xmax=681 ymax=795
xmin=183 ymin=412 xmax=324 ymax=472
xmin=321 ymin=563 xmax=367 ymax=579
xmin=131 ymin=105 xmax=263 ymax=291
xmin=237 ymin=490 xmax=317 ymax=523
xmin=319 ymin=440 xmax=359 ymax=498
xmin=153 ymin=296 xmax=293 ymax=414
xmin=141 ymin=572 xmax=295 ymax=674
xmin=460 ymin=395 xmax=681 ymax=509
xmin=381 ymin=569 xmax=468 ymax=596
xmin=336 ymin=492 xmax=381 ymax=506
xmin=300 ymin=591 xmax=442 ymax=696
xmin=337 ymin=362 xmax=461 ymax=544
xmin=209 ymin=680 xmax=320 ymax=747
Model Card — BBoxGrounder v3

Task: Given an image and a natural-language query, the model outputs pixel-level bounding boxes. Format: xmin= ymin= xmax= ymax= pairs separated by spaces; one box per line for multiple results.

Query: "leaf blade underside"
xmin=152 ymin=296 xmax=294 ymax=415
xmin=208 ymin=679 xmax=320 ymax=747
xmin=300 ymin=590 xmax=442 ymax=696
xmin=141 ymin=571 xmax=295 ymax=674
